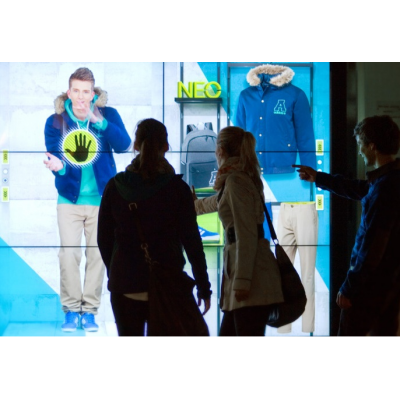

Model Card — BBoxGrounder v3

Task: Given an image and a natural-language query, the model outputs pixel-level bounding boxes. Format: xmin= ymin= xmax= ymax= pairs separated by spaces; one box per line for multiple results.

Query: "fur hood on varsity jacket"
xmin=246 ymin=64 xmax=295 ymax=87
xmin=53 ymin=87 xmax=108 ymax=115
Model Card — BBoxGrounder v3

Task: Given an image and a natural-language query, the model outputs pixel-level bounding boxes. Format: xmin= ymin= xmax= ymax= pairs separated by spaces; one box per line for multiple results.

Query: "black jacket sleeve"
xmin=316 ymin=172 xmax=369 ymax=201
xmin=177 ymin=182 xmax=212 ymax=299
xmin=97 ymin=179 xmax=116 ymax=276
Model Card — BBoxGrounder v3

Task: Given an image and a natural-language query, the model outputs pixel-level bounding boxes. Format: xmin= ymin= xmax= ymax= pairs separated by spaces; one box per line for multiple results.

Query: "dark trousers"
xmin=110 ymin=293 xmax=149 ymax=336
xmin=219 ymin=305 xmax=272 ymax=336
xmin=338 ymin=292 xmax=400 ymax=336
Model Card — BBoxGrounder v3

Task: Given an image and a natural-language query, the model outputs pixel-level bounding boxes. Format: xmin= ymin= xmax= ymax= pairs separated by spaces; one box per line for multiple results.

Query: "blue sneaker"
xmin=61 ymin=311 xmax=79 ymax=332
xmin=199 ymin=226 xmax=220 ymax=242
xmin=80 ymin=313 xmax=99 ymax=332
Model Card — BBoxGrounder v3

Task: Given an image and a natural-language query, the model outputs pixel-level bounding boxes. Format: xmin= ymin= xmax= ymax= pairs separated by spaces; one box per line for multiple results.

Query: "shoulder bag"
xmin=261 ymin=197 xmax=307 ymax=328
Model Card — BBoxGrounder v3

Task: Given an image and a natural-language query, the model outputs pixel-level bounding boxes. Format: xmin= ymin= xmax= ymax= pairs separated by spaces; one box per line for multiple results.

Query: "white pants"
xmin=276 ymin=203 xmax=318 ymax=333
xmin=57 ymin=204 xmax=105 ymax=315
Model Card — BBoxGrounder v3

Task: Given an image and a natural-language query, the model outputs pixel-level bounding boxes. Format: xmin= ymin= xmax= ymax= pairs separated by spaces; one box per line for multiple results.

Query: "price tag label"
xmin=2 ymin=187 xmax=9 ymax=202
xmin=316 ymin=140 xmax=324 ymax=156
xmin=2 ymin=150 xmax=9 ymax=164
xmin=316 ymin=194 xmax=324 ymax=210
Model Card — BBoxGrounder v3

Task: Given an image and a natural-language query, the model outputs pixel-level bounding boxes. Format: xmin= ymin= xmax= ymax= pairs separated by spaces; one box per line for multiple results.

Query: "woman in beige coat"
xmin=194 ymin=126 xmax=284 ymax=336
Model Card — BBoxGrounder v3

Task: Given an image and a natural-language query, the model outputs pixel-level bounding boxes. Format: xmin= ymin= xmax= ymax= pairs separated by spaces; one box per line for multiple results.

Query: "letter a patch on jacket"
xmin=274 ymin=100 xmax=286 ymax=115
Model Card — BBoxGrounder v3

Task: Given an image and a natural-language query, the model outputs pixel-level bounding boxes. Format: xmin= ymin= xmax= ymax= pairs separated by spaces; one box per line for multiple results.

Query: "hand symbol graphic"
xmin=66 ymin=133 xmax=92 ymax=162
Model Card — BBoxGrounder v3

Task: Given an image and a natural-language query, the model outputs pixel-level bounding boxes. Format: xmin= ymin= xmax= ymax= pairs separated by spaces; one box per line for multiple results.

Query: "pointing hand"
xmin=292 ymin=164 xmax=317 ymax=183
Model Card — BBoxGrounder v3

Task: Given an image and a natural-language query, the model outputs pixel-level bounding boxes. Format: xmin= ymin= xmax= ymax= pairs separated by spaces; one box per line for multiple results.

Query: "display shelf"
xmin=177 ymin=62 xmax=222 ymax=146
xmin=194 ymin=187 xmax=217 ymax=198
xmin=174 ymin=98 xmax=223 ymax=104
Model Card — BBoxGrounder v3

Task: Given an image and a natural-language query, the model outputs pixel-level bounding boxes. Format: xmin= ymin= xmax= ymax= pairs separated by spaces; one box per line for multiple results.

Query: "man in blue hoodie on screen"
xmin=44 ymin=67 xmax=131 ymax=332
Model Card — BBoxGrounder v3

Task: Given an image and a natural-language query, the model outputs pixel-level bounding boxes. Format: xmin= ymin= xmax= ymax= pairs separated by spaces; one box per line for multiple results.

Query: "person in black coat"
xmin=97 ymin=118 xmax=212 ymax=336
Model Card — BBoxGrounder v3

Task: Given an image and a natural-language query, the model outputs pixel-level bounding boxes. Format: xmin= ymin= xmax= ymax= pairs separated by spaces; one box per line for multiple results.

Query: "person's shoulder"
xmin=226 ymin=171 xmax=250 ymax=183
xmin=378 ymin=170 xmax=400 ymax=192
xmin=105 ymin=174 xmax=118 ymax=189
xmin=226 ymin=171 xmax=254 ymax=191
xmin=167 ymin=174 xmax=194 ymax=195
xmin=101 ymin=106 xmax=119 ymax=114
xmin=103 ymin=107 xmax=126 ymax=125
xmin=46 ymin=112 xmax=58 ymax=121
xmin=168 ymin=174 xmax=186 ymax=188
xmin=45 ymin=113 xmax=62 ymax=129
xmin=158 ymin=175 xmax=193 ymax=207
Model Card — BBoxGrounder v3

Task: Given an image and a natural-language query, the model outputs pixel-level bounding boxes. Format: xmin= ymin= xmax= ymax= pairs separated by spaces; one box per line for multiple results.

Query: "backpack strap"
xmin=186 ymin=124 xmax=197 ymax=134
xmin=260 ymin=195 xmax=278 ymax=245
xmin=204 ymin=122 xmax=213 ymax=131
xmin=53 ymin=113 xmax=66 ymax=135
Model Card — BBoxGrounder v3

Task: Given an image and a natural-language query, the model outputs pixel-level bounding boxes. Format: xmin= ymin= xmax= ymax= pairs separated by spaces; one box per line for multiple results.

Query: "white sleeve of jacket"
xmin=226 ymin=175 xmax=258 ymax=292
xmin=194 ymin=195 xmax=218 ymax=215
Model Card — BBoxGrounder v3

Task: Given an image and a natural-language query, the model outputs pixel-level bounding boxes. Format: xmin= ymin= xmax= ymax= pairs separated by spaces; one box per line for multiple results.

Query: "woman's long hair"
xmin=217 ymin=126 xmax=263 ymax=193
xmin=134 ymin=118 xmax=169 ymax=179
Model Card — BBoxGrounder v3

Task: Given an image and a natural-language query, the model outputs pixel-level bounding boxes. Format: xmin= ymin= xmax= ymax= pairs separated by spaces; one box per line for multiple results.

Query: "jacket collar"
xmin=247 ymin=64 xmax=294 ymax=87
xmin=54 ymin=87 xmax=108 ymax=115
xmin=367 ymin=158 xmax=400 ymax=183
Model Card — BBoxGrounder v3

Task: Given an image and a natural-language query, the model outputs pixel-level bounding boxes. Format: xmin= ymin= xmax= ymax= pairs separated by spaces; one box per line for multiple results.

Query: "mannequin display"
xmin=276 ymin=202 xmax=318 ymax=333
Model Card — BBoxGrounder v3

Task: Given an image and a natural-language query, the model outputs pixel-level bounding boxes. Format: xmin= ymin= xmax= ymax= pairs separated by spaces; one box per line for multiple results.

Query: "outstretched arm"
xmin=293 ymin=164 xmax=369 ymax=201
xmin=192 ymin=186 xmax=219 ymax=215
xmin=43 ymin=152 xmax=64 ymax=172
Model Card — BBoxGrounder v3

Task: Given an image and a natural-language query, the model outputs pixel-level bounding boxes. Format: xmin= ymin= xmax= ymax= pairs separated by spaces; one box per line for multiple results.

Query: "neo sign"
xmin=177 ymin=81 xmax=221 ymax=99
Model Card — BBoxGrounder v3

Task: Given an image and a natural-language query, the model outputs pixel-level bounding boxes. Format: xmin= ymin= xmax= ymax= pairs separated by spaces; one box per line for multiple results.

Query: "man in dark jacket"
xmin=293 ymin=115 xmax=400 ymax=336
xmin=43 ymin=67 xmax=131 ymax=332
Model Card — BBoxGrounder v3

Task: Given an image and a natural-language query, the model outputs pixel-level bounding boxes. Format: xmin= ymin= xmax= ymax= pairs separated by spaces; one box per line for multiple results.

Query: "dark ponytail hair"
xmin=134 ymin=118 xmax=169 ymax=179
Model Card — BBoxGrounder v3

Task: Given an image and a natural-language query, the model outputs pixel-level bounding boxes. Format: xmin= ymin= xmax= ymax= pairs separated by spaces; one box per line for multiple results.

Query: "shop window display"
xmin=0 ymin=62 xmax=329 ymax=336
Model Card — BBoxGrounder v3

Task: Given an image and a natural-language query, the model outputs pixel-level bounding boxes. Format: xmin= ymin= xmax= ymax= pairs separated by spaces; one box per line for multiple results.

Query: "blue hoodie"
xmin=44 ymin=87 xmax=132 ymax=204
xmin=236 ymin=64 xmax=316 ymax=174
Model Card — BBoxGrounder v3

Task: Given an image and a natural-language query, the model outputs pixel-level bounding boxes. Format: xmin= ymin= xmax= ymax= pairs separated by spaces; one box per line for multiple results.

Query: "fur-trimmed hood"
xmin=246 ymin=64 xmax=294 ymax=87
xmin=54 ymin=87 xmax=108 ymax=115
